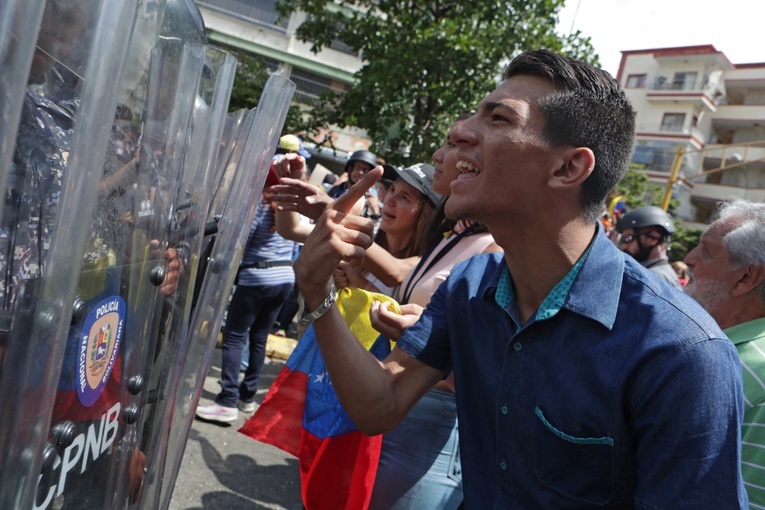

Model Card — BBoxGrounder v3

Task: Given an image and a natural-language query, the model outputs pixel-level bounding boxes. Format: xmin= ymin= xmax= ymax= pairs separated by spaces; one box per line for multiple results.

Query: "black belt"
xmin=239 ymin=260 xmax=293 ymax=270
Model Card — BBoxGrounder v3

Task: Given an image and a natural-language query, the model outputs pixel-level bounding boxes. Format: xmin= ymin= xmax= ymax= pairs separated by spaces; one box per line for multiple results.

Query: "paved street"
xmin=169 ymin=348 xmax=303 ymax=510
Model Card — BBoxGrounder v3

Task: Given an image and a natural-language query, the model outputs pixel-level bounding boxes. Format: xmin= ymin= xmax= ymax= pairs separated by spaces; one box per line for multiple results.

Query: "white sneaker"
xmin=237 ymin=399 xmax=256 ymax=413
xmin=196 ymin=403 xmax=238 ymax=423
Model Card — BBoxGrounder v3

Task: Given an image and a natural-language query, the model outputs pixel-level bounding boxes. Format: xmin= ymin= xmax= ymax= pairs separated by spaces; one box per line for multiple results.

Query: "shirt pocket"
xmin=533 ymin=406 xmax=615 ymax=505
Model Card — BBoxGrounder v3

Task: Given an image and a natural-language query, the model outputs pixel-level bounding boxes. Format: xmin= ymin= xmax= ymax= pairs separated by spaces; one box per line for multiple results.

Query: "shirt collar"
xmin=486 ymin=222 xmax=623 ymax=330
xmin=564 ymin=223 xmax=623 ymax=329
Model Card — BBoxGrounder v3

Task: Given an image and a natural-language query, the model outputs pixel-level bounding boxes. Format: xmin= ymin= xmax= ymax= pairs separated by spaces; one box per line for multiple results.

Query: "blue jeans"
xmin=370 ymin=388 xmax=463 ymax=510
xmin=216 ymin=283 xmax=292 ymax=407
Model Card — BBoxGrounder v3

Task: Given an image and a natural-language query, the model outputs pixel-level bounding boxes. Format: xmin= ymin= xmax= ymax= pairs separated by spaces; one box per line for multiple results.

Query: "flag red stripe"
xmin=299 ymin=428 xmax=382 ymax=510
xmin=239 ymin=367 xmax=306 ymax=457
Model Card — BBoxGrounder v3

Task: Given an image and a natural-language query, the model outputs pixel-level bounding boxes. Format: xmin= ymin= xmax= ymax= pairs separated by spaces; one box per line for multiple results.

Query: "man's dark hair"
xmin=504 ymin=50 xmax=636 ymax=222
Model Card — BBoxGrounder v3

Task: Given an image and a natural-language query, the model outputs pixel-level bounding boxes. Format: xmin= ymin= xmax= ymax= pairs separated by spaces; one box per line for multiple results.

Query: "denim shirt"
xmin=398 ymin=225 xmax=748 ymax=509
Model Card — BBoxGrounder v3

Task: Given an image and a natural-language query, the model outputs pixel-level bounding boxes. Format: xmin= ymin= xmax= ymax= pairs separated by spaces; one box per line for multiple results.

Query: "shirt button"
xmin=514 ymin=342 xmax=522 ymax=352
xmin=500 ymin=460 xmax=507 ymax=470
xmin=501 ymin=404 xmax=508 ymax=415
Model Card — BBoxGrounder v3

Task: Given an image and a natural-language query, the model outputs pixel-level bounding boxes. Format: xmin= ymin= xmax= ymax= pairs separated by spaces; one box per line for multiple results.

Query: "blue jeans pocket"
xmin=533 ymin=407 xmax=614 ymax=505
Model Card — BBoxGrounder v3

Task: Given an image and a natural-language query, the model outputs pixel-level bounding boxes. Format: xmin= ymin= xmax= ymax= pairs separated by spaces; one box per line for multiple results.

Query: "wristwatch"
xmin=298 ymin=289 xmax=337 ymax=326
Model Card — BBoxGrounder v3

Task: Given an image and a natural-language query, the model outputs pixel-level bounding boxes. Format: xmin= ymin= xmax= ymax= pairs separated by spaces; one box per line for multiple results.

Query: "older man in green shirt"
xmin=684 ymin=198 xmax=765 ymax=505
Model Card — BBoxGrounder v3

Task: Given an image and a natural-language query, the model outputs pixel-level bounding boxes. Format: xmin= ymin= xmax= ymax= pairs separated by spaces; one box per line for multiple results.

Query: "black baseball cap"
xmin=382 ymin=163 xmax=444 ymax=207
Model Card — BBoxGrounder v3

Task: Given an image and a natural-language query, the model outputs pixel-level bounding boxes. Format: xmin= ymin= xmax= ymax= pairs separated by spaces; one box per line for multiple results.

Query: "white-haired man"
xmin=684 ymin=198 xmax=765 ymax=506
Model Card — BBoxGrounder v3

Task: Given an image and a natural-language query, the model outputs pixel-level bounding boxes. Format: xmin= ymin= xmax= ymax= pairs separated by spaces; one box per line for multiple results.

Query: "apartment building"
xmin=616 ymin=45 xmax=765 ymax=228
xmin=196 ymin=0 xmax=372 ymax=173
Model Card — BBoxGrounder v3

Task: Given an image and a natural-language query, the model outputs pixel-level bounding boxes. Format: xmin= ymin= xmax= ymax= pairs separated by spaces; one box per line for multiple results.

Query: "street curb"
xmin=266 ymin=334 xmax=297 ymax=361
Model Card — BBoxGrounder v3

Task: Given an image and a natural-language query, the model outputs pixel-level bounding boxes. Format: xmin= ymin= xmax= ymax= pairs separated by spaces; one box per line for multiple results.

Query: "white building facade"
xmin=617 ymin=45 xmax=765 ymax=228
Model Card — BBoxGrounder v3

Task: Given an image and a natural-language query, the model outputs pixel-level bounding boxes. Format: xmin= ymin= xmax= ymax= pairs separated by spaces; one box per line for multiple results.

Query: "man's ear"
xmin=731 ymin=264 xmax=765 ymax=297
xmin=548 ymin=147 xmax=595 ymax=190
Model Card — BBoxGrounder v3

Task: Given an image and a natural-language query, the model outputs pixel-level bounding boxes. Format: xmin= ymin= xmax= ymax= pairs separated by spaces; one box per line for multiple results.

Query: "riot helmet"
xmin=616 ymin=206 xmax=676 ymax=236
xmin=344 ymin=149 xmax=377 ymax=174
xmin=616 ymin=206 xmax=676 ymax=263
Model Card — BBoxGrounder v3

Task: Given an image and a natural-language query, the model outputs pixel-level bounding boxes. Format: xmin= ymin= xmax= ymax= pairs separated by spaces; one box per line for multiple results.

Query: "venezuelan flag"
xmin=240 ymin=288 xmax=399 ymax=510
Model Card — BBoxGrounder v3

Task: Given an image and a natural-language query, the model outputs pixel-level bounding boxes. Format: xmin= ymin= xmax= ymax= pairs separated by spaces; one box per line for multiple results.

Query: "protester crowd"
xmin=196 ymin=49 xmax=765 ymax=509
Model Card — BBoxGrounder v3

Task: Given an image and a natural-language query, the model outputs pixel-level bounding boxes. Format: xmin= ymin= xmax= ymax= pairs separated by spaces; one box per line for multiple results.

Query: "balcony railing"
xmin=197 ymin=0 xmax=289 ymax=30
xmin=647 ymin=71 xmax=725 ymax=102
xmin=691 ymin=182 xmax=765 ymax=203
xmin=635 ymin=123 xmax=706 ymax=140
xmin=652 ymin=80 xmax=697 ymax=91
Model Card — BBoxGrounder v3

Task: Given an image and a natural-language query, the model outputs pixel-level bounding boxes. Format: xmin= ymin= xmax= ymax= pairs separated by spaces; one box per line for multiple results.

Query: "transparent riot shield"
xmin=207 ymin=109 xmax=253 ymax=228
xmin=0 ymin=0 xmax=139 ymax=508
xmin=189 ymin=108 xmax=252 ymax=312
xmin=213 ymin=109 xmax=250 ymax=197
xmin=134 ymin=45 xmax=237 ymax=510
xmin=0 ymin=0 xmax=46 ymax=215
xmin=159 ymin=75 xmax=296 ymax=509
xmin=31 ymin=34 xmax=212 ymax=510
xmin=161 ymin=0 xmax=207 ymax=45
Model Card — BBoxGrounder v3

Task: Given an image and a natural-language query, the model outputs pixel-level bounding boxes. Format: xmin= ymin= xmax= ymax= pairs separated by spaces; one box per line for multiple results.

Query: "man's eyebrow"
xmin=481 ymin=101 xmax=518 ymax=116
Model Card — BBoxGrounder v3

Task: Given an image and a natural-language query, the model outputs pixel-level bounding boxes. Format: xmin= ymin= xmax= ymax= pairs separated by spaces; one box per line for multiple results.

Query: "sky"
xmin=556 ymin=0 xmax=765 ymax=77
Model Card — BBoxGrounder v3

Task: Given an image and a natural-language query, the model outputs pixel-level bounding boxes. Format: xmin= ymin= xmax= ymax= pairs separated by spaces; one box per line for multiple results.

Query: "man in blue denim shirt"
xmin=397 ymin=224 xmax=745 ymax=508
xmin=293 ymin=49 xmax=748 ymax=508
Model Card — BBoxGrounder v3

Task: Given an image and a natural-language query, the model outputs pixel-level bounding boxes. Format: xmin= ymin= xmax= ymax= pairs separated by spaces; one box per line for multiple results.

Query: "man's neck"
xmin=492 ymin=219 xmax=596 ymax=324
xmin=641 ymin=257 xmax=668 ymax=269
xmin=717 ymin=299 xmax=765 ymax=331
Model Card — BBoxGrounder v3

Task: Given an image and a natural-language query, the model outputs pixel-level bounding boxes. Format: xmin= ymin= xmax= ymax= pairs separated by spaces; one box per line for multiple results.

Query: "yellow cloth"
xmin=335 ymin=287 xmax=400 ymax=350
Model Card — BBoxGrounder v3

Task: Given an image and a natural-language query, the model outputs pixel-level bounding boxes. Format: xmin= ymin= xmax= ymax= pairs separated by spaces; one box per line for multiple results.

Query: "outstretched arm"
xmin=274 ymin=209 xmax=313 ymax=243
xmin=363 ymin=243 xmax=420 ymax=288
xmin=271 ymin=177 xmax=334 ymax=222
xmin=269 ymin=155 xmax=318 ymax=242
xmin=295 ymin=168 xmax=443 ymax=434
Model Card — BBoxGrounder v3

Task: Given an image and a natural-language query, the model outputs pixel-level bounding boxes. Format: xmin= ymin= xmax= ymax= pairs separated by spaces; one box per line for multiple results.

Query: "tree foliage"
xmin=668 ymin=223 xmax=701 ymax=263
xmin=227 ymin=50 xmax=271 ymax=112
xmin=276 ymin=0 xmax=598 ymax=165
xmin=613 ymin=169 xmax=676 ymax=211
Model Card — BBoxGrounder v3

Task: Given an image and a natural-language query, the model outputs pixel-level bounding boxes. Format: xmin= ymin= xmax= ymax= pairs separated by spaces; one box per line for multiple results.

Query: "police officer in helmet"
xmin=328 ymin=149 xmax=377 ymax=199
xmin=616 ymin=205 xmax=682 ymax=289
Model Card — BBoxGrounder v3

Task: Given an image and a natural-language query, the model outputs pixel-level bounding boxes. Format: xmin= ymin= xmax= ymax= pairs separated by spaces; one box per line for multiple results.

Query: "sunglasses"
xmin=351 ymin=162 xmax=373 ymax=173
xmin=621 ymin=232 xmax=661 ymax=244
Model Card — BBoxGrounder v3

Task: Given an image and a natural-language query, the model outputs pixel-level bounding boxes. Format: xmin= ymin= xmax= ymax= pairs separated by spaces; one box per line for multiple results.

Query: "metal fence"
xmin=290 ymin=67 xmax=348 ymax=106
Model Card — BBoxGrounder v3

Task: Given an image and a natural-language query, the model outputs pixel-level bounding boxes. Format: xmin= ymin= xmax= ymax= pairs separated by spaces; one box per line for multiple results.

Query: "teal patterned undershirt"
xmin=495 ymin=243 xmax=593 ymax=330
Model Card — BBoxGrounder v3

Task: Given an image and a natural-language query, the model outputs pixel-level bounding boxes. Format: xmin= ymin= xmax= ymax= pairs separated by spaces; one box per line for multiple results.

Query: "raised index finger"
xmin=331 ymin=166 xmax=383 ymax=214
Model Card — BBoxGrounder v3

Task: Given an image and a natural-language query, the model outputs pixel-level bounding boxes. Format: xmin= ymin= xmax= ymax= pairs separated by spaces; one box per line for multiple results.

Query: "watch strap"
xmin=298 ymin=289 xmax=337 ymax=325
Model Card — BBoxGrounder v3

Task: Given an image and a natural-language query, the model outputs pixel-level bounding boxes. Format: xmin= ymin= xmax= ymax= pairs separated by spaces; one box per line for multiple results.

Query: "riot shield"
xmin=158 ymin=75 xmax=296 ymax=509
xmin=161 ymin=0 xmax=207 ymax=45
xmin=134 ymin=45 xmax=238 ymax=510
xmin=190 ymin=108 xmax=252 ymax=311
xmin=0 ymin=0 xmax=140 ymax=508
xmin=32 ymin=30 xmax=212 ymax=510
xmin=210 ymin=109 xmax=250 ymax=217
xmin=0 ymin=0 xmax=46 ymax=217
